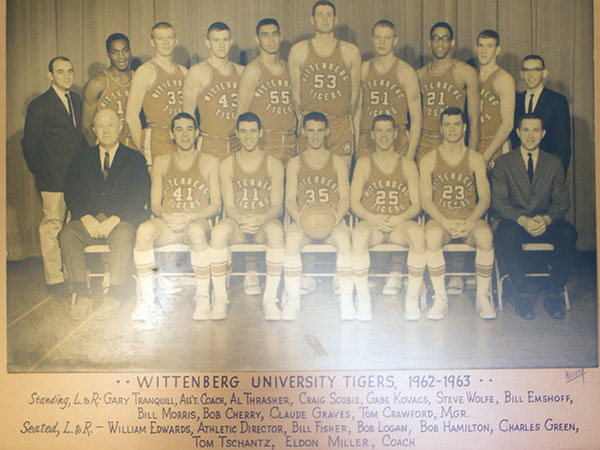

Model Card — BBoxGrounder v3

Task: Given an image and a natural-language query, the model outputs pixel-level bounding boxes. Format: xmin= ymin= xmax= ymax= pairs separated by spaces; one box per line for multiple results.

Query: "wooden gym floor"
xmin=6 ymin=252 xmax=598 ymax=373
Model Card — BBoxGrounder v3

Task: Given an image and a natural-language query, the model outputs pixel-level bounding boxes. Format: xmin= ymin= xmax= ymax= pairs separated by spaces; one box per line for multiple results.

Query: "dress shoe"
xmin=47 ymin=282 xmax=71 ymax=297
xmin=513 ymin=294 xmax=534 ymax=320
xmin=70 ymin=295 xmax=92 ymax=321
xmin=543 ymin=293 xmax=565 ymax=319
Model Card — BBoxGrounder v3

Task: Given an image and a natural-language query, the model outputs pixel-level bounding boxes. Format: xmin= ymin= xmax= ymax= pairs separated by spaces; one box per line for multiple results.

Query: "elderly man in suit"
xmin=22 ymin=56 xmax=86 ymax=295
xmin=492 ymin=114 xmax=577 ymax=320
xmin=509 ymin=55 xmax=571 ymax=172
xmin=59 ymin=108 xmax=150 ymax=320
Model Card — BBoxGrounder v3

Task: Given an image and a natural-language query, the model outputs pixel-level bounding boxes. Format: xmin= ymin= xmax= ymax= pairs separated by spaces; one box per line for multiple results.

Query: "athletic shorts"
xmin=142 ymin=125 xmax=176 ymax=165
xmin=199 ymin=134 xmax=241 ymax=161
xmin=261 ymin=130 xmax=297 ymax=165
xmin=297 ymin=115 xmax=354 ymax=157
xmin=416 ymin=130 xmax=443 ymax=163
xmin=357 ymin=125 xmax=409 ymax=158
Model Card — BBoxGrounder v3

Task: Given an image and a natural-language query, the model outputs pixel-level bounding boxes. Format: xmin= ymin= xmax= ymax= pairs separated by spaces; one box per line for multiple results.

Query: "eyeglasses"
xmin=521 ymin=68 xmax=544 ymax=72
xmin=431 ymin=36 xmax=451 ymax=44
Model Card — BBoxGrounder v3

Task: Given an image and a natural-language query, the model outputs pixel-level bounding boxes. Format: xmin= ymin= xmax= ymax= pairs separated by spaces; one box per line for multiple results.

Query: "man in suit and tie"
xmin=22 ymin=56 xmax=86 ymax=296
xmin=492 ymin=114 xmax=577 ymax=320
xmin=509 ymin=55 xmax=571 ymax=172
xmin=59 ymin=109 xmax=150 ymax=320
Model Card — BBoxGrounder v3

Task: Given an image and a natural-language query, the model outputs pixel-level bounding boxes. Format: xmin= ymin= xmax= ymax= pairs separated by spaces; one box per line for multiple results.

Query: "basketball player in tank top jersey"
xmin=288 ymin=1 xmax=361 ymax=166
xmin=475 ymin=29 xmax=515 ymax=167
xmin=132 ymin=113 xmax=221 ymax=322
xmin=126 ymin=22 xmax=187 ymax=166
xmin=208 ymin=113 xmax=285 ymax=321
xmin=419 ymin=107 xmax=496 ymax=321
xmin=183 ymin=22 xmax=244 ymax=161
xmin=350 ymin=115 xmax=426 ymax=321
xmin=237 ymin=18 xmax=297 ymax=165
xmin=416 ymin=22 xmax=480 ymax=163
xmin=283 ymin=112 xmax=354 ymax=321
xmin=82 ymin=33 xmax=135 ymax=148
xmin=354 ymin=20 xmax=422 ymax=160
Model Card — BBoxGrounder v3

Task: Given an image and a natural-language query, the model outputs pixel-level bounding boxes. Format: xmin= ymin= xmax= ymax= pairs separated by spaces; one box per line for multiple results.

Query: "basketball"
xmin=299 ymin=203 xmax=337 ymax=240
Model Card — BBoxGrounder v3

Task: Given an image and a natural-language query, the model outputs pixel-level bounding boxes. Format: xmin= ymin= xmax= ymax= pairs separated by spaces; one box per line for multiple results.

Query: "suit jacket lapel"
xmin=531 ymin=150 xmax=546 ymax=186
xmin=105 ymin=145 xmax=123 ymax=183
xmin=534 ymin=88 xmax=548 ymax=114
xmin=512 ymin=150 xmax=531 ymax=185
xmin=48 ymin=87 xmax=77 ymax=129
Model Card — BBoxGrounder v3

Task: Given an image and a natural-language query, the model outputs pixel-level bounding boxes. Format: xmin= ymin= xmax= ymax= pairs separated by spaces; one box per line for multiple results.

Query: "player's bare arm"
xmin=236 ymin=60 xmax=263 ymax=116
xmin=340 ymin=41 xmax=362 ymax=115
xmin=456 ymin=61 xmax=481 ymax=150
xmin=219 ymin=155 xmax=239 ymax=222
xmin=459 ymin=150 xmax=490 ymax=235
xmin=149 ymin=153 xmax=170 ymax=218
xmin=350 ymin=157 xmax=389 ymax=231
xmin=126 ymin=63 xmax=155 ymax=150
xmin=333 ymin=154 xmax=350 ymax=223
xmin=419 ymin=151 xmax=456 ymax=232
xmin=82 ymin=72 xmax=107 ymax=146
xmin=399 ymin=63 xmax=423 ymax=160
xmin=198 ymin=155 xmax=222 ymax=220
xmin=287 ymin=41 xmax=309 ymax=116
xmin=482 ymin=71 xmax=515 ymax=161
xmin=387 ymin=157 xmax=421 ymax=227
xmin=284 ymin=155 xmax=301 ymax=222
xmin=352 ymin=61 xmax=371 ymax=149
xmin=182 ymin=62 xmax=210 ymax=116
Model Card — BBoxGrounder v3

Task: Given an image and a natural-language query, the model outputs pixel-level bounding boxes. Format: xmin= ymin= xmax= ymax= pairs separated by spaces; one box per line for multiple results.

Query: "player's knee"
xmin=186 ymin=222 xmax=208 ymax=247
xmin=210 ymin=222 xmax=231 ymax=248
xmin=135 ymin=221 xmax=157 ymax=250
xmin=406 ymin=223 xmax=426 ymax=253
xmin=265 ymin=220 xmax=284 ymax=247
xmin=424 ymin=224 xmax=443 ymax=250
xmin=473 ymin=224 xmax=494 ymax=250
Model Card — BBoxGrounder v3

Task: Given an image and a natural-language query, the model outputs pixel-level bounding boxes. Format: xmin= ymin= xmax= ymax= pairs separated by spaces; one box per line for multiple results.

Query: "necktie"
xmin=527 ymin=152 xmax=534 ymax=183
xmin=65 ymin=93 xmax=75 ymax=126
xmin=527 ymin=93 xmax=534 ymax=114
xmin=103 ymin=151 xmax=110 ymax=181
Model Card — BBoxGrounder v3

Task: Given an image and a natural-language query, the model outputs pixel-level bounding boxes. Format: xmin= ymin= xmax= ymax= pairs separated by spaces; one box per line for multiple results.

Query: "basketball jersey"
xmin=232 ymin=152 xmax=272 ymax=215
xmin=431 ymin=148 xmax=477 ymax=220
xmin=360 ymin=60 xmax=408 ymax=132
xmin=361 ymin=155 xmax=411 ymax=215
xmin=478 ymin=68 xmax=503 ymax=157
xmin=161 ymin=153 xmax=210 ymax=214
xmin=98 ymin=70 xmax=134 ymax=147
xmin=250 ymin=60 xmax=296 ymax=132
xmin=420 ymin=60 xmax=466 ymax=135
xmin=299 ymin=40 xmax=352 ymax=117
xmin=297 ymin=151 xmax=340 ymax=210
xmin=197 ymin=62 xmax=239 ymax=139
xmin=142 ymin=61 xmax=184 ymax=128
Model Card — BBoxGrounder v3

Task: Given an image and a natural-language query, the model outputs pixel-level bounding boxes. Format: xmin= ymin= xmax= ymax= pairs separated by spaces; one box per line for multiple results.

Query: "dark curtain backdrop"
xmin=5 ymin=0 xmax=595 ymax=259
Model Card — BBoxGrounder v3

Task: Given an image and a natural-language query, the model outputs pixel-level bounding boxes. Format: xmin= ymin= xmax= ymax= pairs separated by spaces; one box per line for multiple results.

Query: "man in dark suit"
xmin=492 ymin=114 xmax=577 ymax=320
xmin=509 ymin=55 xmax=571 ymax=172
xmin=59 ymin=109 xmax=150 ymax=320
xmin=22 ymin=56 xmax=86 ymax=295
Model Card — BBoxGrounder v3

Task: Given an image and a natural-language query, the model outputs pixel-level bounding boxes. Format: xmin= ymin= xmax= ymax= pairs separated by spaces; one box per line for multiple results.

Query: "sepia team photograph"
xmin=5 ymin=0 xmax=597 ymax=376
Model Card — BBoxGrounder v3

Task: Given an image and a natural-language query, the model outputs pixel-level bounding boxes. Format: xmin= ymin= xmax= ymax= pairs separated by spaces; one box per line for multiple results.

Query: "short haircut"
xmin=478 ymin=29 xmax=500 ymax=45
xmin=522 ymin=54 xmax=546 ymax=69
xmin=207 ymin=21 xmax=231 ymax=37
xmin=105 ymin=33 xmax=130 ymax=52
xmin=372 ymin=19 xmax=396 ymax=35
xmin=302 ymin=111 xmax=328 ymax=127
xmin=151 ymin=22 xmax=175 ymax=39
xmin=430 ymin=21 xmax=453 ymax=40
xmin=312 ymin=0 xmax=336 ymax=17
xmin=170 ymin=112 xmax=198 ymax=132
xmin=440 ymin=106 xmax=466 ymax=124
xmin=517 ymin=113 xmax=544 ymax=130
xmin=256 ymin=18 xmax=280 ymax=35
xmin=372 ymin=114 xmax=397 ymax=130
xmin=48 ymin=56 xmax=71 ymax=73
xmin=237 ymin=112 xmax=262 ymax=130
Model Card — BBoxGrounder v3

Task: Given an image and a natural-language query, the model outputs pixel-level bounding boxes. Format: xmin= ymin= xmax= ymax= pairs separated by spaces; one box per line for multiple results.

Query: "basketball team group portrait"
xmin=6 ymin=0 xmax=597 ymax=371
